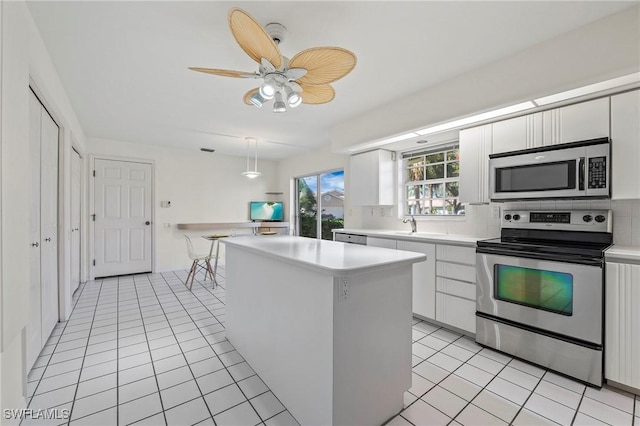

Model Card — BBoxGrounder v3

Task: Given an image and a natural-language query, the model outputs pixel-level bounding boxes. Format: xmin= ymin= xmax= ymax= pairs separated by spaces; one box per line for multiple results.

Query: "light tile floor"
xmin=24 ymin=268 xmax=639 ymax=426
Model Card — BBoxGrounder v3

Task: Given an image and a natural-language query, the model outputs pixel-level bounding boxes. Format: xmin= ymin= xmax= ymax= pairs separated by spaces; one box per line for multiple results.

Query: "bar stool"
xmin=184 ymin=235 xmax=214 ymax=290
xmin=202 ymin=234 xmax=229 ymax=288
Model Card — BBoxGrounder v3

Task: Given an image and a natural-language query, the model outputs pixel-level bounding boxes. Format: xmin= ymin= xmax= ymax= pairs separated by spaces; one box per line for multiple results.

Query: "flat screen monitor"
xmin=249 ymin=201 xmax=284 ymax=222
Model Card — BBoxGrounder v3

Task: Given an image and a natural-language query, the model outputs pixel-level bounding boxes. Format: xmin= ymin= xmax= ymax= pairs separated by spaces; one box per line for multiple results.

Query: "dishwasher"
xmin=334 ymin=233 xmax=367 ymax=245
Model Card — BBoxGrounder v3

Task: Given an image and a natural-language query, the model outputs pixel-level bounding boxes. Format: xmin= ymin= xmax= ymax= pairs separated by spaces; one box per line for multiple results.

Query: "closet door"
xmin=40 ymin=105 xmax=59 ymax=346
xmin=71 ymin=149 xmax=81 ymax=293
xmin=27 ymin=92 xmax=43 ymax=370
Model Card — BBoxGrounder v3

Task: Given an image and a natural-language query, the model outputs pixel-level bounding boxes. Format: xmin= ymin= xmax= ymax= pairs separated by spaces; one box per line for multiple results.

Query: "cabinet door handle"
xmin=44 ymin=238 xmax=51 ymax=242
xmin=145 ymin=221 xmax=151 ymax=225
xmin=31 ymin=242 xmax=39 ymax=247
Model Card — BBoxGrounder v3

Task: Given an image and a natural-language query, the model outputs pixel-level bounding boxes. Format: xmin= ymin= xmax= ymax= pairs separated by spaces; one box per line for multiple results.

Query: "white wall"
xmin=1 ymin=1 xmax=88 ymax=416
xmin=331 ymin=5 xmax=640 ymax=152
xmin=87 ymin=137 xmax=281 ymax=272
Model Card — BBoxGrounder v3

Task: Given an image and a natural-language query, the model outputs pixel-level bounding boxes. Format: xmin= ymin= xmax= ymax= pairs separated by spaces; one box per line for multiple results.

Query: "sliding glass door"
xmin=295 ymin=170 xmax=344 ymax=240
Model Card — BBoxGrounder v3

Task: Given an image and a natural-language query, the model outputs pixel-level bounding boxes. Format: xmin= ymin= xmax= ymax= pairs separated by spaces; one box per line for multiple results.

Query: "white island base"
xmin=222 ymin=236 xmax=424 ymax=426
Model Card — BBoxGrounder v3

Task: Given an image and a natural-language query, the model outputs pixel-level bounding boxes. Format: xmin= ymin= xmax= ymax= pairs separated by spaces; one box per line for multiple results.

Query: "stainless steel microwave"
xmin=489 ymin=138 xmax=610 ymax=201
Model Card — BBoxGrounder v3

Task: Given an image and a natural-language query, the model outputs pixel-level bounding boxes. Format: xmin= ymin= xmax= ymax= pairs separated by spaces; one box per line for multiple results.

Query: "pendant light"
xmin=241 ymin=137 xmax=262 ymax=179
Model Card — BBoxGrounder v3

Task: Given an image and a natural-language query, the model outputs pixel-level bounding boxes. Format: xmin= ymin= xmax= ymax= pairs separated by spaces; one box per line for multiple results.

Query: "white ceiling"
xmin=27 ymin=1 xmax=635 ymax=160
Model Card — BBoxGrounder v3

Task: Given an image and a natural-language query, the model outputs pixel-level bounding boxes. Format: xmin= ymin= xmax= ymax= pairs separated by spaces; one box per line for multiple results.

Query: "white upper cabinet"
xmin=349 ymin=149 xmax=394 ymax=206
xmin=542 ymin=97 xmax=609 ymax=145
xmin=492 ymin=113 xmax=543 ymax=154
xmin=459 ymin=124 xmax=492 ymax=204
xmin=611 ymin=90 xmax=640 ymax=200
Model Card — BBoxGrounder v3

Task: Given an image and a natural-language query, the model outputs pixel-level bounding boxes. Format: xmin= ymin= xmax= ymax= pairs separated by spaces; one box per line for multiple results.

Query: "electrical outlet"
xmin=341 ymin=278 xmax=348 ymax=299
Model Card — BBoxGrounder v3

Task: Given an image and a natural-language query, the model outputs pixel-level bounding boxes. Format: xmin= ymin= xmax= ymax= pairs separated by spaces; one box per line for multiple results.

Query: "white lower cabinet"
xmin=365 ymin=236 xmax=478 ymax=332
xmin=435 ymin=293 xmax=476 ymax=334
xmin=605 ymin=261 xmax=640 ymax=391
xmin=435 ymin=244 xmax=477 ymax=334
xmin=397 ymin=240 xmax=436 ymax=320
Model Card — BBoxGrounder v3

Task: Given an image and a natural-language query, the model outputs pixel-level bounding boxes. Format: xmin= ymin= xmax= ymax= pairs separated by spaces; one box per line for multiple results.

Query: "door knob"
xmin=31 ymin=242 xmax=39 ymax=247
xmin=145 ymin=221 xmax=151 ymax=225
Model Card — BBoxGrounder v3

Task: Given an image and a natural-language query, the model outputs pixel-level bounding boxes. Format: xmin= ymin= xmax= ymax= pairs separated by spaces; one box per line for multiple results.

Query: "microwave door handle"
xmin=579 ymin=157 xmax=585 ymax=191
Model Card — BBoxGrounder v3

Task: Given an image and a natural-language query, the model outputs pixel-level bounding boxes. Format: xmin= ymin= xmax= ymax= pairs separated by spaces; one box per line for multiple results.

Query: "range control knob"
xmin=504 ymin=214 xmax=512 ymax=221
xmin=595 ymin=215 xmax=606 ymax=223
xmin=512 ymin=214 xmax=521 ymax=221
xmin=583 ymin=215 xmax=593 ymax=222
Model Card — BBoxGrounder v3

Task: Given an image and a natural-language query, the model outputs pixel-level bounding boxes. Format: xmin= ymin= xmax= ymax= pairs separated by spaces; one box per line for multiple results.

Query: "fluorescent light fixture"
xmin=415 ymin=101 xmax=536 ymax=136
xmin=346 ymin=132 xmax=419 ymax=153
xmin=534 ymin=72 xmax=640 ymax=106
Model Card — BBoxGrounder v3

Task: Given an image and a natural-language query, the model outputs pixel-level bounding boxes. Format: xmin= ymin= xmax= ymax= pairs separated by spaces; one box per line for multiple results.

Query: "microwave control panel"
xmin=588 ymin=157 xmax=607 ymax=189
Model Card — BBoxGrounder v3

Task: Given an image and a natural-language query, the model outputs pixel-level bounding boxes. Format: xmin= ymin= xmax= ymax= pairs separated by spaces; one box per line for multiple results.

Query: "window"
xmin=295 ymin=170 xmax=344 ymax=240
xmin=403 ymin=144 xmax=464 ymax=216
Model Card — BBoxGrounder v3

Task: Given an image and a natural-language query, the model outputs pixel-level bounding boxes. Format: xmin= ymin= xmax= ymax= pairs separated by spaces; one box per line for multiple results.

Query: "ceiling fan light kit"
xmin=273 ymin=92 xmax=287 ymax=113
xmin=190 ymin=7 xmax=356 ymax=113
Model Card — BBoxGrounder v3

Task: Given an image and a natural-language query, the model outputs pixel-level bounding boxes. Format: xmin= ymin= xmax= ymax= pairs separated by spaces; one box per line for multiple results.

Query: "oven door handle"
xmin=579 ymin=157 xmax=585 ymax=191
xmin=476 ymin=246 xmax=603 ymax=267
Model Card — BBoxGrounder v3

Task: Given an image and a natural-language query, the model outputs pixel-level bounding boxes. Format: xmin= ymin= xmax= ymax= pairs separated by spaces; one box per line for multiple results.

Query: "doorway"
xmin=93 ymin=158 xmax=153 ymax=277
xmin=295 ymin=170 xmax=344 ymax=240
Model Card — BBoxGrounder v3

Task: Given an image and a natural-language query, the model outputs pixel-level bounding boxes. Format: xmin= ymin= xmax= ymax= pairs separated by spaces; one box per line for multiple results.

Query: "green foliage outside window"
xmin=405 ymin=146 xmax=464 ymax=216
xmin=298 ymin=178 xmax=344 ymax=240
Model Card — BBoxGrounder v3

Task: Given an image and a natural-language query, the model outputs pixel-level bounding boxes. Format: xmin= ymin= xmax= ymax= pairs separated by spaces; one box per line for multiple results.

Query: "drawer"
xmin=436 ymin=293 xmax=476 ymax=334
xmin=436 ymin=261 xmax=476 ymax=283
xmin=436 ymin=244 xmax=476 ymax=265
xmin=436 ymin=277 xmax=476 ymax=301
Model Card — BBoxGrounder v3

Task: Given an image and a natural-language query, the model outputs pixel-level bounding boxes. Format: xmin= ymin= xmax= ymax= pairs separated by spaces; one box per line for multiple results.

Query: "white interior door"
xmin=40 ymin=103 xmax=59 ymax=346
xmin=94 ymin=159 xmax=152 ymax=277
xmin=27 ymin=91 xmax=42 ymax=370
xmin=71 ymin=149 xmax=81 ymax=293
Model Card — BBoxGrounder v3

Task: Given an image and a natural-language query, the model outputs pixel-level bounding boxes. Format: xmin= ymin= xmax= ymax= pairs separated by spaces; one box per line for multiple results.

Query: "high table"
xmin=220 ymin=235 xmax=426 ymax=426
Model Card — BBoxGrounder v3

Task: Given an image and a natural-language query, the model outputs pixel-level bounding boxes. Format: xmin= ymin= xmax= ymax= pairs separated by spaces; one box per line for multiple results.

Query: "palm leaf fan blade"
xmin=289 ymin=47 xmax=356 ymax=85
xmin=228 ymin=8 xmax=282 ymax=69
xmin=299 ymin=84 xmax=335 ymax=104
xmin=189 ymin=68 xmax=258 ymax=78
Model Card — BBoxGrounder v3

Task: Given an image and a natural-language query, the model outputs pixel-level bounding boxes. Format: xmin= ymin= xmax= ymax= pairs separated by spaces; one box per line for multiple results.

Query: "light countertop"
xmin=605 ymin=245 xmax=640 ymax=264
xmin=220 ymin=235 xmax=426 ymax=275
xmin=333 ymin=228 xmax=489 ymax=246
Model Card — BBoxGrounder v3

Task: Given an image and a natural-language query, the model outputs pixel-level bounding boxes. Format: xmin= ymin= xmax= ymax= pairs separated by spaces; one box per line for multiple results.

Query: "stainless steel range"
xmin=476 ymin=210 xmax=612 ymax=387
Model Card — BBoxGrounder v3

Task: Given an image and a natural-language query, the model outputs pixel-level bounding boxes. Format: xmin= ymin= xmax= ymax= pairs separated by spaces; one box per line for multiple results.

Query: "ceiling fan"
xmin=189 ymin=7 xmax=357 ymax=113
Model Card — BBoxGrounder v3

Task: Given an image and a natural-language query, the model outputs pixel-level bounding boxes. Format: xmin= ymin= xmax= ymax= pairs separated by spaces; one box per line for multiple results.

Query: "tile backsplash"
xmin=358 ymin=199 xmax=640 ymax=247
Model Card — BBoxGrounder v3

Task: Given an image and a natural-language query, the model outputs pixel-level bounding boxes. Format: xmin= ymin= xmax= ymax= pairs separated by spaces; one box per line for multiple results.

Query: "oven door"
xmin=476 ymin=252 xmax=602 ymax=344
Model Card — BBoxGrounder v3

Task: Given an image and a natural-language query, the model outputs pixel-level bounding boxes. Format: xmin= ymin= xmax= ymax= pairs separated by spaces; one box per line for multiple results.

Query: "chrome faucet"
xmin=402 ymin=215 xmax=417 ymax=233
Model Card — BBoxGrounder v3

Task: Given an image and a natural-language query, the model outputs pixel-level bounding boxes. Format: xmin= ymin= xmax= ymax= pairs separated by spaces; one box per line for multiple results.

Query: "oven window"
xmin=495 ymin=160 xmax=576 ymax=192
xmin=495 ymin=265 xmax=573 ymax=315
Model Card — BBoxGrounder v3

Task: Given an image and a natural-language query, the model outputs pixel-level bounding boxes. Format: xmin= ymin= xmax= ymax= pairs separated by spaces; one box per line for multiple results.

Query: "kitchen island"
xmin=221 ymin=235 xmax=426 ymax=426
